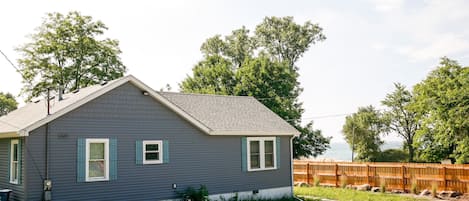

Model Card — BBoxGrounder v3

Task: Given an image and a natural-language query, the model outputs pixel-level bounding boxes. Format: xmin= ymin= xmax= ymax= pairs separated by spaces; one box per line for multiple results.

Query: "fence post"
xmin=366 ymin=164 xmax=370 ymax=184
xmin=443 ymin=167 xmax=447 ymax=191
xmin=306 ymin=163 xmax=310 ymax=185
xmin=402 ymin=165 xmax=405 ymax=192
xmin=335 ymin=164 xmax=339 ymax=187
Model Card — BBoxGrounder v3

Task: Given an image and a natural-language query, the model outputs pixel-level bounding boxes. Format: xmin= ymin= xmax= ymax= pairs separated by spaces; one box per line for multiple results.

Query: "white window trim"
xmin=247 ymin=137 xmax=277 ymax=172
xmin=85 ymin=138 xmax=109 ymax=182
xmin=10 ymin=139 xmax=19 ymax=184
xmin=143 ymin=140 xmax=163 ymax=164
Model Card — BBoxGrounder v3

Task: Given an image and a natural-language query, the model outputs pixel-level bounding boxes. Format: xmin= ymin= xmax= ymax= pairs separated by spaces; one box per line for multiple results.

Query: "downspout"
xmin=290 ymin=136 xmax=294 ymax=196
xmin=44 ymin=89 xmax=52 ymax=201
xmin=46 ymin=89 xmax=50 ymax=180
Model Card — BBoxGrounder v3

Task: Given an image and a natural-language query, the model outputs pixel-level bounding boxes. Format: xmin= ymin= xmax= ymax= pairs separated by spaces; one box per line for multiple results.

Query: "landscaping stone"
xmin=419 ymin=189 xmax=431 ymax=196
xmin=345 ymin=184 xmax=356 ymax=190
xmin=371 ymin=187 xmax=380 ymax=192
xmin=438 ymin=190 xmax=461 ymax=198
xmin=299 ymin=183 xmax=311 ymax=187
xmin=356 ymin=184 xmax=371 ymax=191
xmin=391 ymin=189 xmax=404 ymax=194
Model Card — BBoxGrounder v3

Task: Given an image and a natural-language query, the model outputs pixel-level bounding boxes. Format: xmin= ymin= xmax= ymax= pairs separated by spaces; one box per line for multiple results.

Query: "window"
xmin=136 ymin=140 xmax=169 ymax=165
xmin=10 ymin=139 xmax=19 ymax=184
xmin=247 ymin=137 xmax=277 ymax=171
xmin=86 ymin=139 xmax=109 ymax=182
xmin=143 ymin=140 xmax=163 ymax=164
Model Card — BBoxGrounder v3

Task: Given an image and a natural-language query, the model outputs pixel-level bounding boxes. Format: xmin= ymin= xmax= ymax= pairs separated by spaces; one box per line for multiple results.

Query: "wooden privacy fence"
xmin=294 ymin=160 xmax=469 ymax=193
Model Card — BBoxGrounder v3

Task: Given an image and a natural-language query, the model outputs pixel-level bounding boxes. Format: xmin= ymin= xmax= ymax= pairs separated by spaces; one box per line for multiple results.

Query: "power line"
xmin=301 ymin=113 xmax=353 ymax=120
xmin=0 ymin=49 xmax=27 ymax=80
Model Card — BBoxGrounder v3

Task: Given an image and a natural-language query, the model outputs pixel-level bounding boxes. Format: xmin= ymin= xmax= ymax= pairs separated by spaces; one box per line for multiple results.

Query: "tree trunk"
xmin=407 ymin=139 xmax=414 ymax=162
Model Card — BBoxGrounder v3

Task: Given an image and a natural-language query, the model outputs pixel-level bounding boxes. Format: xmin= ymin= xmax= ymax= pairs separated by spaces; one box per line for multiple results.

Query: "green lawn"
xmin=294 ymin=187 xmax=429 ymax=201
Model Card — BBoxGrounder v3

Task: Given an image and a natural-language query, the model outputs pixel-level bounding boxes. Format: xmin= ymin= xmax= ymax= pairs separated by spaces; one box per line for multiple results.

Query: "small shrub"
xmin=431 ymin=181 xmax=438 ymax=198
xmin=340 ymin=175 xmax=348 ymax=188
xmin=380 ymin=178 xmax=386 ymax=193
xmin=410 ymin=178 xmax=418 ymax=194
xmin=313 ymin=174 xmax=320 ymax=187
xmin=177 ymin=185 xmax=209 ymax=201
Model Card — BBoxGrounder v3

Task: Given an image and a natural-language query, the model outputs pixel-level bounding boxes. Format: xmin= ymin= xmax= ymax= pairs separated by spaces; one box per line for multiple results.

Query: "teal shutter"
xmin=163 ymin=140 xmax=169 ymax=163
xmin=241 ymin=137 xmax=247 ymax=172
xmin=276 ymin=137 xmax=281 ymax=169
xmin=109 ymin=138 xmax=117 ymax=180
xmin=17 ymin=139 xmax=22 ymax=184
xmin=136 ymin=140 xmax=143 ymax=165
xmin=77 ymin=138 xmax=86 ymax=182
xmin=7 ymin=139 xmax=11 ymax=182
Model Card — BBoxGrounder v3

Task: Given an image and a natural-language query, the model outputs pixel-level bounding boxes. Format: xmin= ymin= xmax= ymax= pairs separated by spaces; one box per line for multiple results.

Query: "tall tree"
xmin=234 ymin=57 xmax=301 ymax=123
xmin=0 ymin=92 xmax=18 ymax=116
xmin=381 ymin=83 xmax=420 ymax=162
xmin=255 ymin=16 xmax=326 ymax=67
xmin=180 ymin=55 xmax=236 ymax=95
xmin=412 ymin=57 xmax=469 ymax=163
xmin=17 ymin=11 xmax=126 ymax=100
xmin=181 ymin=16 xmax=330 ymax=158
xmin=342 ymin=106 xmax=386 ymax=162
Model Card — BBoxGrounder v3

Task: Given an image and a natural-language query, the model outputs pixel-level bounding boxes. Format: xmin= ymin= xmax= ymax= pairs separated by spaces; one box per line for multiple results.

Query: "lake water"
xmin=313 ymin=141 xmax=402 ymax=161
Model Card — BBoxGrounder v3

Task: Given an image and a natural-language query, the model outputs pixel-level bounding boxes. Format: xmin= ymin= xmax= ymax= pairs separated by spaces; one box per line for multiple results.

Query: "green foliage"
xmin=380 ymin=178 xmax=387 ymax=193
xmin=226 ymin=196 xmax=298 ymax=201
xmin=295 ymin=187 xmax=428 ymax=201
xmin=376 ymin=149 xmax=409 ymax=162
xmin=180 ymin=55 xmax=236 ymax=95
xmin=180 ymin=16 xmax=329 ymax=159
xmin=234 ymin=57 xmax=302 ymax=123
xmin=177 ymin=185 xmax=209 ymax=201
xmin=16 ymin=11 xmax=126 ymax=100
xmin=293 ymin=122 xmax=331 ymax=159
xmin=410 ymin=178 xmax=418 ymax=194
xmin=412 ymin=57 xmax=469 ymax=163
xmin=382 ymin=83 xmax=419 ymax=162
xmin=342 ymin=106 xmax=386 ymax=162
xmin=431 ymin=182 xmax=438 ymax=197
xmin=340 ymin=175 xmax=348 ymax=188
xmin=313 ymin=174 xmax=320 ymax=187
xmin=255 ymin=16 xmax=326 ymax=67
xmin=0 ymin=92 xmax=18 ymax=116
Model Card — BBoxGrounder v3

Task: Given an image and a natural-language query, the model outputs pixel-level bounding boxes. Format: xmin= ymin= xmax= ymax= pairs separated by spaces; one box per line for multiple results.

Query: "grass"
xmin=294 ymin=187 xmax=429 ymax=201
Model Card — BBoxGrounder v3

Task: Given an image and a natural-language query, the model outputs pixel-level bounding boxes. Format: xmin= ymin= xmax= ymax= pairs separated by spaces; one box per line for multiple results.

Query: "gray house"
xmin=0 ymin=75 xmax=299 ymax=201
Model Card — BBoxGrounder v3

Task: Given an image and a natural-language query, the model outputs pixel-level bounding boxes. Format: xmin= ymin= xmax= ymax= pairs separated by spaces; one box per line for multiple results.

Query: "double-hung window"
xmin=143 ymin=140 xmax=163 ymax=164
xmin=86 ymin=139 xmax=109 ymax=181
xmin=10 ymin=139 xmax=19 ymax=184
xmin=247 ymin=137 xmax=277 ymax=171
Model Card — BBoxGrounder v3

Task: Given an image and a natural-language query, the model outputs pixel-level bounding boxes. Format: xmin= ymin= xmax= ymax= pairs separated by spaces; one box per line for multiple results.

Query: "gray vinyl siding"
xmin=0 ymin=138 xmax=25 ymax=201
xmin=24 ymin=82 xmax=292 ymax=201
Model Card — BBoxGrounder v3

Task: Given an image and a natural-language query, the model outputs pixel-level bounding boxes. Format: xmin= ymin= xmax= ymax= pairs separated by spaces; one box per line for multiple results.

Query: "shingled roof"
xmin=0 ymin=75 xmax=299 ymax=138
xmin=160 ymin=92 xmax=299 ymax=135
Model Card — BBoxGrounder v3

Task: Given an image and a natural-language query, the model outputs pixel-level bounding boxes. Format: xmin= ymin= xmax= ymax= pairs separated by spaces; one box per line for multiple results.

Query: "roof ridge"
xmin=159 ymin=91 xmax=256 ymax=99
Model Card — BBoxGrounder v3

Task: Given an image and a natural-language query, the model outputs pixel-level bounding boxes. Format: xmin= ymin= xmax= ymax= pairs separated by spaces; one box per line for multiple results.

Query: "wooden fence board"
xmin=294 ymin=160 xmax=469 ymax=193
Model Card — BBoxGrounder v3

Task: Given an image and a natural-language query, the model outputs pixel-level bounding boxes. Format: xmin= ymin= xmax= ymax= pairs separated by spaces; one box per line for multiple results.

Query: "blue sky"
xmin=1 ymin=0 xmax=468 ymax=142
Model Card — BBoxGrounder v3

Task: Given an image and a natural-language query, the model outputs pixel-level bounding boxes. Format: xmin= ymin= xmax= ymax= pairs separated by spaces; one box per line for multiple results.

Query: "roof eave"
xmin=21 ymin=75 xmax=214 ymax=136
xmin=128 ymin=78 xmax=213 ymax=135
xmin=22 ymin=76 xmax=134 ymax=135
xmin=209 ymin=130 xmax=300 ymax=136
xmin=0 ymin=132 xmax=22 ymax=139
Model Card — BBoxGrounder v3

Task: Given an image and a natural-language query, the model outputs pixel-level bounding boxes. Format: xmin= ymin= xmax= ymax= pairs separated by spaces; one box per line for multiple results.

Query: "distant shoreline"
xmin=311 ymin=141 xmax=402 ymax=161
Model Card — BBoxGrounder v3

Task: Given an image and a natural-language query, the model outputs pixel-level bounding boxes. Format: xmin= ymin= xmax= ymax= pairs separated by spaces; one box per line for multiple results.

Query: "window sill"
xmin=86 ymin=178 xmax=109 ymax=182
xmin=247 ymin=167 xmax=277 ymax=172
xmin=143 ymin=161 xmax=163 ymax=165
xmin=9 ymin=181 xmax=19 ymax=185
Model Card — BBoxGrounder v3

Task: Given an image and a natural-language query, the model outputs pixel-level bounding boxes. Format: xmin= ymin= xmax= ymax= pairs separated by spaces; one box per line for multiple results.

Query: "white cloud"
xmin=369 ymin=0 xmax=404 ymax=12
xmin=370 ymin=42 xmax=387 ymax=51
xmin=397 ymin=33 xmax=469 ymax=62
xmin=382 ymin=0 xmax=469 ymax=61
